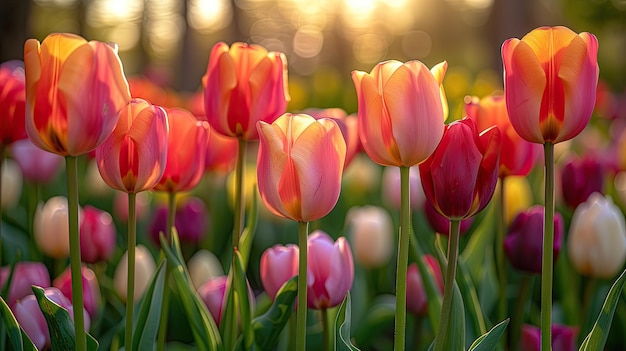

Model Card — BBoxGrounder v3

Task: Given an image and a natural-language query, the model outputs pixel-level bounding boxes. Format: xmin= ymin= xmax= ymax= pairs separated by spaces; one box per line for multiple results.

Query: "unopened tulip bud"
xmin=1 ymin=158 xmax=22 ymax=209
xmin=0 ymin=262 xmax=50 ymax=306
xmin=521 ymin=324 xmax=577 ymax=351
xmin=381 ymin=165 xmax=424 ymax=210
xmin=114 ymin=245 xmax=156 ymax=303
xmin=568 ymin=193 xmax=626 ymax=278
xmin=423 ymin=201 xmax=474 ymax=236
xmin=11 ymin=138 xmax=63 ymax=183
xmin=34 ymin=196 xmax=77 ymax=258
xmin=560 ymin=154 xmax=605 ymax=209
xmin=260 ymin=244 xmax=299 ymax=300
xmin=188 ymin=249 xmax=224 ymax=289
xmin=53 ymin=265 xmax=101 ymax=318
xmin=501 ymin=176 xmax=533 ymax=225
xmin=80 ymin=205 xmax=116 ymax=264
xmin=406 ymin=255 xmax=444 ymax=315
xmin=197 ymin=275 xmax=255 ymax=326
xmin=345 ymin=206 xmax=393 ymax=268
xmin=148 ymin=197 xmax=209 ymax=245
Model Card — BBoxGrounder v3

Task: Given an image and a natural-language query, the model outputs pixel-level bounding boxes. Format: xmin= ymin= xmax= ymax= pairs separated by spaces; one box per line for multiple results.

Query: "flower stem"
xmin=541 ymin=142 xmax=555 ymax=351
xmin=156 ymin=191 xmax=177 ymax=351
xmin=66 ymin=156 xmax=86 ymax=351
xmin=497 ymin=177 xmax=508 ymax=329
xmin=233 ymin=138 xmax=246 ymax=246
xmin=511 ymin=274 xmax=533 ymax=351
xmin=321 ymin=308 xmax=329 ymax=351
xmin=394 ymin=166 xmax=411 ymax=351
xmin=297 ymin=221 xmax=309 ymax=351
xmin=125 ymin=192 xmax=137 ymax=350
xmin=434 ymin=219 xmax=461 ymax=351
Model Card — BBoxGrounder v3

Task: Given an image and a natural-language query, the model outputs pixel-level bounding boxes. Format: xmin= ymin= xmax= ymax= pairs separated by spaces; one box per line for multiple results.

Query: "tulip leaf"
xmin=31 ymin=285 xmax=99 ymax=351
xmin=0 ymin=295 xmax=37 ymax=351
xmin=160 ymin=230 xmax=223 ymax=351
xmin=457 ymin=256 xmax=488 ymax=338
xmin=579 ymin=267 xmax=626 ymax=351
xmin=132 ymin=260 xmax=166 ymax=351
xmin=467 ymin=318 xmax=509 ymax=351
xmin=335 ymin=291 xmax=361 ymax=351
xmin=238 ymin=185 xmax=259 ymax=269
xmin=410 ymin=230 xmax=442 ymax=331
xmin=220 ymin=266 xmax=237 ymax=351
xmin=352 ymin=294 xmax=395 ymax=348
xmin=233 ymin=250 xmax=254 ymax=349
xmin=251 ymin=276 xmax=298 ymax=350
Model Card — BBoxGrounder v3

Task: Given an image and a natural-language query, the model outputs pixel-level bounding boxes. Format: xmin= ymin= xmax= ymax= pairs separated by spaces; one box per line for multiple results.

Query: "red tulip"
xmin=502 ymin=26 xmax=599 ymax=144
xmin=352 ymin=60 xmax=447 ymax=167
xmin=96 ymin=98 xmax=169 ymax=193
xmin=257 ymin=113 xmax=346 ymax=222
xmin=423 ymin=200 xmax=474 ymax=236
xmin=0 ymin=60 xmax=27 ymax=146
xmin=202 ymin=42 xmax=289 ymax=140
xmin=560 ymin=154 xmax=605 ymax=209
xmin=79 ymin=205 xmax=116 ymax=264
xmin=406 ymin=255 xmax=444 ymax=316
xmin=53 ymin=265 xmax=101 ymax=319
xmin=420 ymin=117 xmax=500 ymax=220
xmin=465 ymin=94 xmax=539 ymax=177
xmin=24 ymin=33 xmax=131 ymax=156
xmin=154 ymin=108 xmax=209 ymax=193
xmin=521 ymin=324 xmax=577 ymax=351
xmin=260 ymin=244 xmax=299 ymax=300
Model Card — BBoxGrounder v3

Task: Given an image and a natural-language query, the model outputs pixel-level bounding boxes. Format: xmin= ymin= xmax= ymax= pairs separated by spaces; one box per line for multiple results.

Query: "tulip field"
xmin=2 ymin=12 xmax=626 ymax=351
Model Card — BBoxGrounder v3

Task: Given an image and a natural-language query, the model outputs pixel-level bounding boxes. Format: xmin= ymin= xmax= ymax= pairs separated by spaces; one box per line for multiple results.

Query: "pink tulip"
xmin=197 ymin=276 xmax=227 ymax=326
xmin=79 ymin=205 xmax=116 ymax=263
xmin=406 ymin=255 xmax=444 ymax=316
xmin=53 ymin=265 xmax=101 ymax=319
xmin=260 ymin=244 xmax=299 ymax=300
xmin=0 ymin=60 xmax=27 ymax=146
xmin=10 ymin=138 xmax=63 ymax=183
xmin=352 ymin=60 xmax=447 ymax=167
xmin=148 ymin=197 xmax=209 ymax=244
xmin=502 ymin=26 xmax=599 ymax=144
xmin=521 ymin=324 xmax=577 ymax=351
xmin=202 ymin=42 xmax=290 ymax=140
xmin=381 ymin=166 xmax=424 ymax=210
xmin=0 ymin=262 xmax=50 ymax=306
xmin=307 ymin=231 xmax=354 ymax=309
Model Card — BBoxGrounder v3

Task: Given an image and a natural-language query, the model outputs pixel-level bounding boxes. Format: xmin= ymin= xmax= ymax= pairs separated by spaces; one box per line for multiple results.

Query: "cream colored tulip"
xmin=1 ymin=159 xmax=22 ymax=209
xmin=568 ymin=193 xmax=626 ymax=278
xmin=188 ymin=249 xmax=224 ymax=289
xmin=114 ymin=245 xmax=156 ymax=303
xmin=346 ymin=205 xmax=394 ymax=268
xmin=34 ymin=196 xmax=77 ymax=258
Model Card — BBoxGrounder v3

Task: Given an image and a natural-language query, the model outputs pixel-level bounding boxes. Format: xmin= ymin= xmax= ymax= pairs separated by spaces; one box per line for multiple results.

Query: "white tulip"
xmin=346 ymin=205 xmax=394 ymax=268
xmin=114 ymin=245 xmax=156 ymax=303
xmin=188 ymin=249 xmax=224 ymax=289
xmin=1 ymin=158 xmax=22 ymax=209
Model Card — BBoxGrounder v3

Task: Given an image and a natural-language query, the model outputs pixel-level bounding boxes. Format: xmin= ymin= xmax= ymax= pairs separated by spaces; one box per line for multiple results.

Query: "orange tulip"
xmin=302 ymin=108 xmax=361 ymax=169
xmin=466 ymin=94 xmax=539 ymax=177
xmin=352 ymin=60 xmax=447 ymax=167
xmin=257 ymin=113 xmax=346 ymax=222
xmin=502 ymin=26 xmax=599 ymax=144
xmin=24 ymin=33 xmax=131 ymax=156
xmin=95 ymin=98 xmax=168 ymax=193
xmin=0 ymin=60 xmax=27 ymax=146
xmin=154 ymin=108 xmax=210 ymax=193
xmin=202 ymin=42 xmax=289 ymax=140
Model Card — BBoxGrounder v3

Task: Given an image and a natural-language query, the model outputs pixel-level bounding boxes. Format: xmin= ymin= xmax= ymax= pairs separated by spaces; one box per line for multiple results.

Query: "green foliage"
xmin=335 ymin=292 xmax=360 ymax=351
xmin=0 ymin=295 xmax=37 ymax=351
xmin=132 ymin=260 xmax=166 ymax=351
xmin=251 ymin=276 xmax=298 ymax=350
xmin=468 ymin=318 xmax=509 ymax=351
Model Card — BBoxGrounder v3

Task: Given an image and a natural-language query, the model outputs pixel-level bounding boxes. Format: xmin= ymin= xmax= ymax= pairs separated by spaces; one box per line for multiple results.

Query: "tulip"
xmin=345 ymin=205 xmax=394 ymax=268
xmin=560 ymin=154 xmax=605 ymax=209
xmin=307 ymin=231 xmax=354 ymax=309
xmin=11 ymin=138 xmax=63 ymax=183
xmin=96 ymin=98 xmax=169 ymax=194
xmin=302 ymin=107 xmax=361 ymax=168
xmin=0 ymin=60 xmax=26 ymax=146
xmin=260 ymin=244 xmax=299 ymax=300
xmin=197 ymin=275 xmax=255 ymax=326
xmin=504 ymin=206 xmax=564 ymax=274
xmin=257 ymin=113 xmax=346 ymax=222
xmin=341 ymin=154 xmax=380 ymax=205
xmin=0 ymin=262 xmax=50 ymax=306
xmin=188 ymin=249 xmax=224 ymax=289
xmin=502 ymin=26 xmax=599 ymax=144
xmin=352 ymin=60 xmax=447 ymax=167
xmin=520 ymin=324 xmax=577 ymax=351
xmin=84 ymin=160 xmax=113 ymax=197
xmin=114 ymin=245 xmax=156 ymax=303
xmin=568 ymin=193 xmax=626 ymax=278
xmin=154 ymin=108 xmax=209 ymax=193
xmin=381 ymin=165 xmax=424 ymax=210
xmin=53 ymin=265 xmax=101 ymax=318
xmin=406 ymin=255 xmax=444 ymax=316
xmin=79 ymin=205 xmax=116 ymax=264
xmin=423 ymin=201 xmax=474 ymax=236
xmin=0 ymin=158 xmax=22 ymax=209
xmin=34 ymin=196 xmax=76 ymax=259
xmin=465 ymin=94 xmax=539 ymax=177
xmin=202 ymin=42 xmax=290 ymax=140
xmin=501 ymin=176 xmax=533 ymax=225
xmin=24 ymin=33 xmax=131 ymax=156
xmin=13 ymin=287 xmax=90 ymax=350
xmin=148 ymin=197 xmax=209 ymax=244
xmin=420 ymin=117 xmax=500 ymax=220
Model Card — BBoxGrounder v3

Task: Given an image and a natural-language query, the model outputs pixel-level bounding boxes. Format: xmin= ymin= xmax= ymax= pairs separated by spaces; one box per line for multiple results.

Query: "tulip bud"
xmin=11 ymin=138 xmax=63 ymax=183
xmin=197 ymin=275 xmax=255 ymax=326
xmin=34 ymin=196 xmax=77 ymax=259
xmin=406 ymin=255 xmax=444 ymax=315
xmin=114 ymin=245 xmax=156 ymax=303
xmin=504 ymin=206 xmax=564 ymax=274
xmin=307 ymin=231 xmax=354 ymax=309
xmin=0 ymin=60 xmax=26 ymax=146
xmin=568 ymin=193 xmax=626 ymax=278
xmin=501 ymin=176 xmax=533 ymax=225
xmin=260 ymin=244 xmax=299 ymax=300
xmin=520 ymin=324 xmax=577 ymax=351
xmin=53 ymin=265 xmax=101 ymax=318
xmin=79 ymin=205 xmax=116 ymax=264
xmin=148 ymin=197 xmax=209 ymax=245
xmin=345 ymin=206 xmax=393 ymax=268
xmin=0 ymin=262 xmax=50 ymax=306
xmin=381 ymin=166 xmax=424 ymax=210
xmin=560 ymin=154 xmax=605 ymax=209
xmin=84 ymin=160 xmax=112 ymax=197
xmin=1 ymin=158 xmax=22 ymax=209
xmin=113 ymin=191 xmax=150 ymax=223
xmin=188 ymin=250 xmax=224 ymax=289
xmin=423 ymin=201 xmax=474 ymax=236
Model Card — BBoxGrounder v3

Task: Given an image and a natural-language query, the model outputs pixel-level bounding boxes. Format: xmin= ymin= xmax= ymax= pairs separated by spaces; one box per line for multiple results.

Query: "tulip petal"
xmin=474 ymin=125 xmax=501 ymax=215
xmin=204 ymin=48 xmax=237 ymax=137
xmin=130 ymin=106 xmax=168 ymax=192
xmin=257 ymin=121 xmax=290 ymax=219
xmin=430 ymin=61 xmax=449 ymax=121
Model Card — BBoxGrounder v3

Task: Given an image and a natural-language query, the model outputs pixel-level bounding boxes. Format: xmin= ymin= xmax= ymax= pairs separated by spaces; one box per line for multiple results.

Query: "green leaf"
xmin=0 ymin=295 xmax=37 ymax=351
xmin=220 ymin=265 xmax=237 ymax=351
xmin=160 ymin=230 xmax=222 ymax=351
xmin=468 ymin=318 xmax=509 ymax=351
xmin=233 ymin=250 xmax=254 ymax=349
xmin=352 ymin=295 xmax=395 ymax=348
xmin=252 ymin=276 xmax=298 ymax=350
xmin=335 ymin=292 xmax=361 ymax=351
xmin=457 ymin=256 xmax=488 ymax=338
xmin=579 ymin=267 xmax=626 ymax=351
xmin=32 ymin=285 xmax=99 ymax=351
xmin=238 ymin=185 xmax=259 ymax=269
xmin=132 ymin=260 xmax=166 ymax=351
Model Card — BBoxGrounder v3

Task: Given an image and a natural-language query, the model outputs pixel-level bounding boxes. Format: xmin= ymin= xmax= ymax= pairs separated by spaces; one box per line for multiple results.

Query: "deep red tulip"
xmin=423 ymin=200 xmax=474 ymax=236
xmin=148 ymin=197 xmax=209 ymax=244
xmin=79 ymin=205 xmax=116 ymax=264
xmin=560 ymin=154 xmax=605 ymax=209
xmin=406 ymin=255 xmax=444 ymax=316
xmin=0 ymin=60 xmax=27 ymax=146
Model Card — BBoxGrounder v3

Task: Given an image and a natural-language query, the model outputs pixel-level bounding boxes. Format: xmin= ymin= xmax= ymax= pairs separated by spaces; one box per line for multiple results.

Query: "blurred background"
xmin=1 ymin=0 xmax=625 ymax=114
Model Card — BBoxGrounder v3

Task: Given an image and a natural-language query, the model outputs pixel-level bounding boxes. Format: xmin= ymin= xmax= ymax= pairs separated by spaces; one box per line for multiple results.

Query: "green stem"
xmin=497 ymin=177 xmax=507 ymax=330
xmin=66 ymin=156 xmax=86 ymax=351
xmin=394 ymin=166 xmax=411 ymax=351
xmin=541 ymin=142 xmax=555 ymax=351
xmin=157 ymin=192 xmax=177 ymax=351
xmin=233 ymin=138 xmax=246 ymax=246
xmin=434 ymin=219 xmax=461 ymax=351
xmin=297 ymin=221 xmax=309 ymax=351
xmin=511 ymin=275 xmax=533 ymax=351
xmin=321 ymin=308 xmax=329 ymax=351
xmin=125 ymin=192 xmax=137 ymax=350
